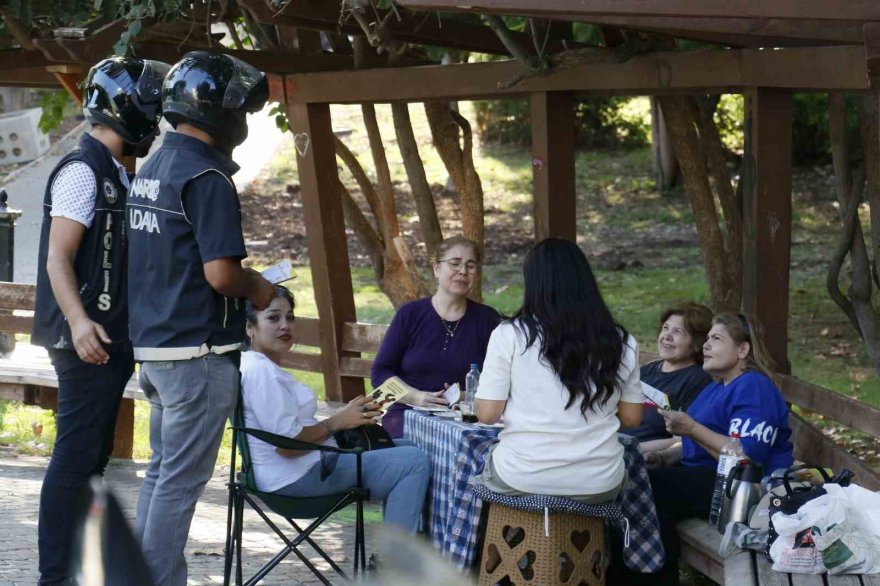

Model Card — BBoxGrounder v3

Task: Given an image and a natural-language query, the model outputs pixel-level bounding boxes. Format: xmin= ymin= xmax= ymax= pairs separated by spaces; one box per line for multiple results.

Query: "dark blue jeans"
xmin=38 ymin=345 xmax=134 ymax=586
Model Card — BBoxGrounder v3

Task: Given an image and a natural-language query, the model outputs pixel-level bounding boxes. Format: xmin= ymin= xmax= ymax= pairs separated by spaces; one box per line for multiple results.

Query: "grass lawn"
xmin=2 ymin=100 xmax=878 ymax=468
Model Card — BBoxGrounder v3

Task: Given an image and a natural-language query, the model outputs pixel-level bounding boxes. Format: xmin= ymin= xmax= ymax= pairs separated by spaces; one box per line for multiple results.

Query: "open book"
xmin=368 ymin=376 xmax=415 ymax=411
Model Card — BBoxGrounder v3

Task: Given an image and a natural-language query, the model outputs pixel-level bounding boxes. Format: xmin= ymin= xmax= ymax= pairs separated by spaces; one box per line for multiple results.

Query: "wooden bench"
xmin=676 ymin=518 xmax=880 ymax=586
xmin=0 ymin=282 xmax=387 ymax=459
xmin=675 ymin=373 xmax=880 ymax=585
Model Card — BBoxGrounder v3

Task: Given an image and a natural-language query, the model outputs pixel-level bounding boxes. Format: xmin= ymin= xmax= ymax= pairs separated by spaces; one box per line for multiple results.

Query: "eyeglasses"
xmin=437 ymin=258 xmax=480 ymax=273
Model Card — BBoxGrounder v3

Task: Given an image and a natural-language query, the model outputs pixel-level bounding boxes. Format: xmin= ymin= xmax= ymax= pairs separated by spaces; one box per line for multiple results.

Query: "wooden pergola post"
xmin=286 ymin=102 xmax=364 ymax=401
xmin=742 ymin=88 xmax=794 ymax=373
xmin=531 ymin=92 xmax=577 ymax=242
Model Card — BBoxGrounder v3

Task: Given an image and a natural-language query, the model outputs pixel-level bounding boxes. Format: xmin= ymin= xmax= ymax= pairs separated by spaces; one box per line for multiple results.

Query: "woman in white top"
xmin=240 ymin=287 xmax=430 ymax=532
xmin=475 ymin=238 xmax=643 ymax=502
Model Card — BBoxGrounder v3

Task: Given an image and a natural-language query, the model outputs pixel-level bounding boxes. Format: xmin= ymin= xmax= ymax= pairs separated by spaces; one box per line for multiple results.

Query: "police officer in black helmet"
xmin=126 ymin=51 xmax=275 ymax=586
xmin=31 ymin=55 xmax=169 ymax=586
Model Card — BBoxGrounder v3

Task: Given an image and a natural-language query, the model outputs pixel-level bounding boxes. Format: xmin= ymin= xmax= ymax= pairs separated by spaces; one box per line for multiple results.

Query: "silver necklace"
xmin=440 ymin=316 xmax=461 ymax=351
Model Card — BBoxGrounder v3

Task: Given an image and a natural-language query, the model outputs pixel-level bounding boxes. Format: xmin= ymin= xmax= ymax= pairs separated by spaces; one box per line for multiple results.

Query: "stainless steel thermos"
xmin=720 ymin=460 xmax=764 ymax=530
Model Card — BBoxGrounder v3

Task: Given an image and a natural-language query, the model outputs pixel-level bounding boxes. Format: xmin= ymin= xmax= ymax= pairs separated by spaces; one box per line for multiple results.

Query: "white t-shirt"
xmin=240 ymin=351 xmax=337 ymax=492
xmin=476 ymin=322 xmax=641 ymax=496
xmin=49 ymin=158 xmax=130 ymax=228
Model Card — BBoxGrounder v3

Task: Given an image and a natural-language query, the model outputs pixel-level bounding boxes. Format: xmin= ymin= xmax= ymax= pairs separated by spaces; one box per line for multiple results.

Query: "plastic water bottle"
xmin=463 ymin=363 xmax=480 ymax=423
xmin=710 ymin=433 xmax=747 ymax=531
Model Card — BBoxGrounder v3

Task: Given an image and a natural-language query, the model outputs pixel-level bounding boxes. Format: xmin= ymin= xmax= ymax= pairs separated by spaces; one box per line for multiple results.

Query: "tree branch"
xmin=338 ymin=179 xmax=384 ymax=278
xmin=0 ymin=9 xmax=37 ymax=50
xmin=827 ymin=92 xmax=865 ymax=336
xmin=333 ymin=135 xmax=384 ymax=238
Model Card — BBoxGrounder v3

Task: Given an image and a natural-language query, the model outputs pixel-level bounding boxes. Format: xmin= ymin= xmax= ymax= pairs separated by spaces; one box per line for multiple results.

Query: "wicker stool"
xmin=478 ymin=502 xmax=607 ymax=586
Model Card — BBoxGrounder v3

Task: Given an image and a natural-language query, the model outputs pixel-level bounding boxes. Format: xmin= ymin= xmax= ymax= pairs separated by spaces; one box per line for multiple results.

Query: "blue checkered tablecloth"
xmin=403 ymin=410 xmax=666 ymax=573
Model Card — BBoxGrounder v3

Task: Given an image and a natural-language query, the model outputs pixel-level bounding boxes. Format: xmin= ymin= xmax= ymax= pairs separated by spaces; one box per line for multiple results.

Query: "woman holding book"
xmin=371 ymin=235 xmax=501 ymax=437
xmin=621 ymin=301 xmax=713 ymax=454
xmin=240 ymin=286 xmax=430 ymax=532
xmin=474 ymin=238 xmax=643 ymax=502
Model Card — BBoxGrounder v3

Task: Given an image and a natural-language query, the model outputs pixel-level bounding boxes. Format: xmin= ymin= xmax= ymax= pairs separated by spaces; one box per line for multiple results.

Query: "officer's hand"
xmin=247 ymin=270 xmax=276 ymax=310
xmin=70 ymin=316 xmax=111 ymax=364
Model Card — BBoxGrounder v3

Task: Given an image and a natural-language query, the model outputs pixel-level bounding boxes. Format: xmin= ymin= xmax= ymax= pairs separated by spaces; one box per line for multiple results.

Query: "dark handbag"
xmin=765 ymin=465 xmax=834 ymax=556
xmin=334 ymin=425 xmax=395 ymax=451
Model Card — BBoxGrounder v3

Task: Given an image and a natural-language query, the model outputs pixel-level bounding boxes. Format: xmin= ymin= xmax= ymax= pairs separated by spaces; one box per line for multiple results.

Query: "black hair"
xmin=510 ymin=238 xmax=629 ymax=418
xmin=245 ymin=286 xmax=295 ymax=337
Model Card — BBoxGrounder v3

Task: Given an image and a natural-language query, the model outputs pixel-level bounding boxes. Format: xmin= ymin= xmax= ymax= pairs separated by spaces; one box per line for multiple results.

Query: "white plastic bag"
xmin=769 ymin=496 xmax=831 ymax=574
xmin=769 ymin=484 xmax=880 ymax=575
xmin=810 ymin=484 xmax=880 ymax=575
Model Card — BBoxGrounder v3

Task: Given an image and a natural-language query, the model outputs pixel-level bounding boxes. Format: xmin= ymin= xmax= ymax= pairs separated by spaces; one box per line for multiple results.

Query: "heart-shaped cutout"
xmin=591 ymin=549 xmax=604 ymax=580
xmin=571 ymin=529 xmax=591 ymax=553
xmin=502 ymin=525 xmax=525 ymax=549
xmin=293 ymin=132 xmax=310 ymax=157
xmin=558 ymin=552 xmax=575 ymax=582
xmin=484 ymin=543 xmax=501 ymax=574
xmin=517 ymin=550 xmax=536 ymax=581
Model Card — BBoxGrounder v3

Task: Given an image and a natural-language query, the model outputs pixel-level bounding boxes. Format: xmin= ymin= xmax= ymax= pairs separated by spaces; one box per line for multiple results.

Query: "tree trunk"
xmin=360 ymin=103 xmax=427 ymax=307
xmin=658 ymin=95 xmax=740 ymax=311
xmin=827 ymin=92 xmax=880 ymax=373
xmin=425 ymin=101 xmax=485 ymax=300
xmin=391 ymin=101 xmax=444 ymax=259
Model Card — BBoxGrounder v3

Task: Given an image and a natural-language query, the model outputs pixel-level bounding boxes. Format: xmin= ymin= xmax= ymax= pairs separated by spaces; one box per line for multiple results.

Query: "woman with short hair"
xmin=622 ymin=302 xmax=713 ymax=454
xmin=371 ymin=235 xmax=501 ymax=438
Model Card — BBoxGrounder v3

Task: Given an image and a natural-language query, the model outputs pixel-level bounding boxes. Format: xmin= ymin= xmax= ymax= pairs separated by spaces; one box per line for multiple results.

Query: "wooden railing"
xmin=1 ymin=280 xmax=878 ymax=488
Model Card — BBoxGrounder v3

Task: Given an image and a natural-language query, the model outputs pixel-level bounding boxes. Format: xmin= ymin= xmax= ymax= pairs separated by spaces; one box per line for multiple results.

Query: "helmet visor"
xmin=135 ymin=60 xmax=171 ymax=105
xmin=222 ymin=55 xmax=268 ymax=113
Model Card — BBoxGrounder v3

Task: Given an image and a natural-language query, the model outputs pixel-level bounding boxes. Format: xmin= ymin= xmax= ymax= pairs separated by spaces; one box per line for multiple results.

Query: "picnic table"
xmin=402 ymin=409 xmax=666 ymax=575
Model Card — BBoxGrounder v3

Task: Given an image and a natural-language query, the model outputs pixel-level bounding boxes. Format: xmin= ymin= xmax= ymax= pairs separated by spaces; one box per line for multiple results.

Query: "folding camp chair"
xmin=222 ymin=398 xmax=370 ymax=586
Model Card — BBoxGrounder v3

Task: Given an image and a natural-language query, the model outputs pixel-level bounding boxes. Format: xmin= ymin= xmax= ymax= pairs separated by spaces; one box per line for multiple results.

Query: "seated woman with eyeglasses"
xmin=622 ymin=313 xmax=793 ymax=585
xmin=371 ymin=236 xmax=501 ymax=438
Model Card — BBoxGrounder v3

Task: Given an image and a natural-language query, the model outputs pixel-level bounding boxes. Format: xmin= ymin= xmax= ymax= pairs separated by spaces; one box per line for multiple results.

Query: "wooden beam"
xmin=112 ymin=398 xmax=134 ymax=459
xmin=282 ymin=45 xmax=869 ymax=104
xmin=53 ymin=72 xmax=83 ymax=106
xmin=531 ymin=92 xmax=577 ymax=242
xmin=742 ymin=88 xmax=793 ymax=373
xmin=398 ymin=0 xmax=880 ymax=21
xmin=285 ymin=102 xmax=363 ymax=402
xmin=0 ymin=282 xmax=35 ymax=311
xmin=776 ymin=374 xmax=880 ymax=439
xmin=0 ymin=49 xmax=60 ymax=70
xmin=581 ymin=16 xmax=864 ymax=47
xmin=238 ymin=0 xmax=557 ymax=56
xmin=789 ymin=412 xmax=880 ymax=491
xmin=0 ymin=67 xmax=60 ymax=88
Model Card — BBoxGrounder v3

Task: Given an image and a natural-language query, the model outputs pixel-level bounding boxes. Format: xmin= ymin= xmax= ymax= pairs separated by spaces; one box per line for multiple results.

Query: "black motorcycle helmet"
xmin=82 ymin=57 xmax=170 ymax=156
xmin=162 ymin=51 xmax=268 ymax=152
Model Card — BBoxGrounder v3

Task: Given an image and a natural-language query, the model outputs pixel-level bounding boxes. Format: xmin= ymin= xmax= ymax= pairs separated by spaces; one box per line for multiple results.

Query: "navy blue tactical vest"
xmin=32 ymin=133 xmax=129 ymax=349
xmin=127 ymin=132 xmax=245 ymax=360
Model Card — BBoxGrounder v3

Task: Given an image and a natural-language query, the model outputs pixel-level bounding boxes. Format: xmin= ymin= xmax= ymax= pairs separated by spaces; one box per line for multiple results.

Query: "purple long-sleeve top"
xmin=371 ymin=297 xmax=501 ymax=437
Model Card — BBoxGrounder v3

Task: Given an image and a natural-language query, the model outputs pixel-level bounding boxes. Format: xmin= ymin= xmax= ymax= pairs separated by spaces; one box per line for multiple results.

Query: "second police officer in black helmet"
xmin=126 ymin=51 xmax=275 ymax=586
xmin=31 ymin=56 xmax=169 ymax=586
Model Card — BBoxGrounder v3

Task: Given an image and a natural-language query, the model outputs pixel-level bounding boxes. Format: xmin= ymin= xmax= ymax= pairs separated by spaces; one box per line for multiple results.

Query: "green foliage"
xmin=268 ymin=103 xmax=289 ymax=133
xmin=790 ymin=94 xmax=860 ymax=166
xmin=714 ymin=94 xmax=744 ymax=154
xmin=38 ymin=90 xmax=73 ymax=134
xmin=472 ymin=96 xmax=651 ymax=149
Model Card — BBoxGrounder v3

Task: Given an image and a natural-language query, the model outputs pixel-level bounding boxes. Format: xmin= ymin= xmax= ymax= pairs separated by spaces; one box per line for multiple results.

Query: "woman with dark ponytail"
xmin=475 ymin=238 xmax=643 ymax=502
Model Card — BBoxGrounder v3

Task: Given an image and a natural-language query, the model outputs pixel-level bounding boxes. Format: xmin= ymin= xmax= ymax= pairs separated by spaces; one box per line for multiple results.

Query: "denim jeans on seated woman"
xmin=273 ymin=442 xmax=430 ymax=533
